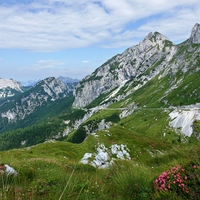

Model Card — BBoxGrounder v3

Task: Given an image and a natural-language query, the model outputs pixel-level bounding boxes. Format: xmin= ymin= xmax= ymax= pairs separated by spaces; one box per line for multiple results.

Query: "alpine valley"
xmin=0 ymin=24 xmax=200 ymax=200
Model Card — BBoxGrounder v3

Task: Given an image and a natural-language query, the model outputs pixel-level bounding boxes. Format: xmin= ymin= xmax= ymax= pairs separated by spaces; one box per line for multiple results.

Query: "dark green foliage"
xmin=64 ymin=109 xmax=86 ymax=124
xmin=0 ymin=94 xmax=74 ymax=133
xmin=0 ymin=118 xmax=66 ymax=150
xmin=105 ymin=113 xmax=120 ymax=123
xmin=193 ymin=120 xmax=200 ymax=133
xmin=68 ymin=127 xmax=87 ymax=143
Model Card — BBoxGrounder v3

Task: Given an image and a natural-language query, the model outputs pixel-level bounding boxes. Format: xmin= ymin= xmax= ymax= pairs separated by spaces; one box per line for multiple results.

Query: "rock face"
xmin=0 ymin=77 xmax=76 ymax=123
xmin=39 ymin=77 xmax=71 ymax=101
xmin=80 ymin=143 xmax=131 ymax=168
xmin=73 ymin=23 xmax=200 ymax=109
xmin=0 ymin=78 xmax=23 ymax=98
xmin=73 ymin=31 xmax=176 ymax=108
xmin=189 ymin=23 xmax=200 ymax=44
xmin=0 ymin=78 xmax=22 ymax=91
xmin=169 ymin=104 xmax=200 ymax=137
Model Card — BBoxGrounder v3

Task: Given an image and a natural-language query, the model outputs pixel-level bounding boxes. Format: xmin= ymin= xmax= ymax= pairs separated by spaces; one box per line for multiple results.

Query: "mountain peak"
xmin=0 ymin=78 xmax=22 ymax=92
xmin=189 ymin=23 xmax=200 ymax=44
xmin=144 ymin=31 xmax=170 ymax=42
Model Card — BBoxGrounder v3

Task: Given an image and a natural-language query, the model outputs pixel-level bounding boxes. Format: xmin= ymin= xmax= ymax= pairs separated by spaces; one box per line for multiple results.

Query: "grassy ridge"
xmin=0 ymin=132 xmax=199 ymax=199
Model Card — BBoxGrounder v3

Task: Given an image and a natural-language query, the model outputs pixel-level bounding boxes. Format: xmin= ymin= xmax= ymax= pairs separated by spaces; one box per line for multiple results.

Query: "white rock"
xmin=169 ymin=104 xmax=200 ymax=137
xmin=80 ymin=153 xmax=93 ymax=164
xmin=80 ymin=143 xmax=131 ymax=168
xmin=189 ymin=23 xmax=200 ymax=44
xmin=5 ymin=164 xmax=18 ymax=175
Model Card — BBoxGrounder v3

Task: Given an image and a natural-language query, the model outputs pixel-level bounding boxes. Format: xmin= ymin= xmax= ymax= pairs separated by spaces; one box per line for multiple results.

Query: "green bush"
xmin=154 ymin=162 xmax=200 ymax=199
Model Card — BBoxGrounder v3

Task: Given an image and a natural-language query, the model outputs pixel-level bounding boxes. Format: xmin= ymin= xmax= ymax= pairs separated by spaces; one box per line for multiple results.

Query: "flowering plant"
xmin=154 ymin=163 xmax=200 ymax=198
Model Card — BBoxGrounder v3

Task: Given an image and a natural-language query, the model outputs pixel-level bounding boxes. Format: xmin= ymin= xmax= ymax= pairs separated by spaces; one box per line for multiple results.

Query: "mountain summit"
xmin=0 ymin=23 xmax=200 ymax=150
xmin=72 ymin=23 xmax=200 ymax=109
xmin=0 ymin=78 xmax=22 ymax=92
xmin=73 ymin=29 xmax=175 ymax=108
xmin=189 ymin=23 xmax=200 ymax=44
xmin=0 ymin=78 xmax=23 ymax=98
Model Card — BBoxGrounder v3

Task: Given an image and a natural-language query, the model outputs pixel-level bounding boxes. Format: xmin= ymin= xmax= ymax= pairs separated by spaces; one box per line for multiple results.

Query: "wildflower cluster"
xmin=154 ymin=163 xmax=200 ymax=198
xmin=154 ymin=165 xmax=189 ymax=194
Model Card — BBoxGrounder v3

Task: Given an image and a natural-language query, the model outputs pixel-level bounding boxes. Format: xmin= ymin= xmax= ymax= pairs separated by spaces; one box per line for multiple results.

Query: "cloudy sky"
xmin=0 ymin=0 xmax=199 ymax=81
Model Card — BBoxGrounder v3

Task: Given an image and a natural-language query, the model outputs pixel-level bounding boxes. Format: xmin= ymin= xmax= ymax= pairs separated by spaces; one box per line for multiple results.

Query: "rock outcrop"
xmin=0 ymin=77 xmax=76 ymax=123
xmin=0 ymin=78 xmax=23 ymax=98
xmin=73 ymin=31 xmax=176 ymax=108
xmin=73 ymin=23 xmax=200 ymax=110
xmin=189 ymin=23 xmax=200 ymax=44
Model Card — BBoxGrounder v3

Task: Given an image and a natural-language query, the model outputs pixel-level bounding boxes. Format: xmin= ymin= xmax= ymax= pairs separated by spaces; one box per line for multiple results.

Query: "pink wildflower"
xmin=161 ymin=184 xmax=165 ymax=189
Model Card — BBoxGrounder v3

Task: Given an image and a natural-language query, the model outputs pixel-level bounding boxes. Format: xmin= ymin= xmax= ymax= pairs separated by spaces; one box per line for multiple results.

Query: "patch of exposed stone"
xmin=169 ymin=103 xmax=200 ymax=137
xmin=80 ymin=143 xmax=131 ymax=168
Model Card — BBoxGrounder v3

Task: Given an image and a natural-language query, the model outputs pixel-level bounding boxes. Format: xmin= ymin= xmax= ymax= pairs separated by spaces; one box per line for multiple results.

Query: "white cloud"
xmin=82 ymin=60 xmax=90 ymax=63
xmin=62 ymin=66 xmax=94 ymax=79
xmin=18 ymin=59 xmax=93 ymax=80
xmin=0 ymin=0 xmax=199 ymax=51
xmin=33 ymin=60 xmax=65 ymax=70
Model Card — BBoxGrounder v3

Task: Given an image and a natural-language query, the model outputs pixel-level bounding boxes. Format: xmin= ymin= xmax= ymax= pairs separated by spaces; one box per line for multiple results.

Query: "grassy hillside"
xmin=0 ymin=125 xmax=200 ymax=199
xmin=0 ymin=30 xmax=200 ymax=199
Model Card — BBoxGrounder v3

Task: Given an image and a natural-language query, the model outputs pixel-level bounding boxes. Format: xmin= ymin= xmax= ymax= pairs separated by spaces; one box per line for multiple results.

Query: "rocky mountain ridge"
xmin=60 ymin=23 xmax=200 ymax=144
xmin=0 ymin=23 xmax=200 ymax=150
xmin=73 ymin=23 xmax=200 ymax=109
xmin=20 ymin=76 xmax=79 ymax=87
xmin=0 ymin=78 xmax=23 ymax=98
xmin=72 ymin=31 xmax=175 ymax=108
xmin=0 ymin=77 xmax=77 ymax=132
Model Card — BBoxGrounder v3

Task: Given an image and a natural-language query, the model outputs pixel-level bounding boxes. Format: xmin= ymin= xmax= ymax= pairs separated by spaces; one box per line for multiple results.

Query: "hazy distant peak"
xmin=58 ymin=76 xmax=80 ymax=84
xmin=20 ymin=79 xmax=41 ymax=87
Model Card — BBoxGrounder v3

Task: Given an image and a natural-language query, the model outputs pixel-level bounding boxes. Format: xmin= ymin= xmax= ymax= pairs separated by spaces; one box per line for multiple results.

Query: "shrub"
xmin=154 ymin=162 xmax=200 ymax=199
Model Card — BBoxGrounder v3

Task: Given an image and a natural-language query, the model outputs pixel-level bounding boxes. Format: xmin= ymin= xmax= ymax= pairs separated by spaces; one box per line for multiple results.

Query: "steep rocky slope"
xmin=0 ymin=77 xmax=76 ymax=132
xmin=0 ymin=78 xmax=23 ymax=98
xmin=65 ymin=23 xmax=200 ymax=145
xmin=73 ymin=23 xmax=200 ymax=109
xmin=73 ymin=31 xmax=176 ymax=108
xmin=1 ymin=23 xmax=200 ymax=152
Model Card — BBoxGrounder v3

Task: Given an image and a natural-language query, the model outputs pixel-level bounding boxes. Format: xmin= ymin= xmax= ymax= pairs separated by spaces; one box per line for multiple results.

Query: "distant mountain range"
xmin=20 ymin=76 xmax=80 ymax=87
xmin=1 ymin=23 xmax=200 ymax=200
xmin=0 ymin=76 xmax=79 ymax=132
xmin=20 ymin=79 xmax=41 ymax=87
xmin=0 ymin=23 xmax=200 ymax=153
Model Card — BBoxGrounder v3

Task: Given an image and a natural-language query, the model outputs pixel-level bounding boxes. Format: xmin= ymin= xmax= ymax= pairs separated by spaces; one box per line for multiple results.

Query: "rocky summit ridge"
xmin=0 ymin=78 xmax=23 ymax=98
xmin=189 ymin=23 xmax=200 ymax=44
xmin=0 ymin=77 xmax=77 ymax=132
xmin=72 ymin=23 xmax=200 ymax=109
xmin=72 ymin=32 xmax=174 ymax=108
xmin=0 ymin=23 xmax=200 ymax=151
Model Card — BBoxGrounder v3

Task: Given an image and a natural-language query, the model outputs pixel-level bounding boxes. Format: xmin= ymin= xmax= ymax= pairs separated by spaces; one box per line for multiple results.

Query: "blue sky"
xmin=0 ymin=0 xmax=199 ymax=81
